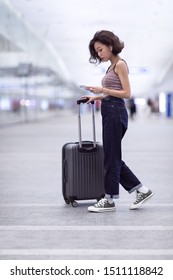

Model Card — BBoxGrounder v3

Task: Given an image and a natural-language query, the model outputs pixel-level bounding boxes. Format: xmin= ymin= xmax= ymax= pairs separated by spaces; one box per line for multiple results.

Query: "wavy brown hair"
xmin=89 ymin=30 xmax=124 ymax=64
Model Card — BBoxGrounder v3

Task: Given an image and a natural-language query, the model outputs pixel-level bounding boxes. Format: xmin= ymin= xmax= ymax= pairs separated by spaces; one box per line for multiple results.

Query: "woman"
xmin=83 ymin=30 xmax=154 ymax=213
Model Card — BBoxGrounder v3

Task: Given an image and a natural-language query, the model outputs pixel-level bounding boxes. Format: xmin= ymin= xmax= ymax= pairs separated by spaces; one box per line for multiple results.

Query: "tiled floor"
xmin=0 ymin=109 xmax=173 ymax=259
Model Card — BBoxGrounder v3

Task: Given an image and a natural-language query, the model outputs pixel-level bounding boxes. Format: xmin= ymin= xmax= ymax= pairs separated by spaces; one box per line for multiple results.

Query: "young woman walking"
xmin=82 ymin=30 xmax=154 ymax=213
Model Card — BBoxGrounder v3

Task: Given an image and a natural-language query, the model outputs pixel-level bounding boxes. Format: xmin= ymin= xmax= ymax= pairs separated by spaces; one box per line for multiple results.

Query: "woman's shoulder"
xmin=116 ymin=59 xmax=129 ymax=72
xmin=117 ymin=59 xmax=128 ymax=66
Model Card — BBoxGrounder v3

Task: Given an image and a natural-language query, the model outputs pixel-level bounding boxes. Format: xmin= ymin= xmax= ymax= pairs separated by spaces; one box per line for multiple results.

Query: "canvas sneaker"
xmin=130 ymin=189 xmax=154 ymax=210
xmin=88 ymin=198 xmax=116 ymax=213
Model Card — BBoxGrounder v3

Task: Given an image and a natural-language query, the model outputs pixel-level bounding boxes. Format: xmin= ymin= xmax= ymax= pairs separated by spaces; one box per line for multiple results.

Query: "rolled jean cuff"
xmin=105 ymin=193 xmax=119 ymax=199
xmin=128 ymin=183 xmax=143 ymax=194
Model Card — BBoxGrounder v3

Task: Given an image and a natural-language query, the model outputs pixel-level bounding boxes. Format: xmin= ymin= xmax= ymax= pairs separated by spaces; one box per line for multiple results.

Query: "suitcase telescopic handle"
xmin=77 ymin=98 xmax=96 ymax=149
xmin=77 ymin=97 xmax=94 ymax=105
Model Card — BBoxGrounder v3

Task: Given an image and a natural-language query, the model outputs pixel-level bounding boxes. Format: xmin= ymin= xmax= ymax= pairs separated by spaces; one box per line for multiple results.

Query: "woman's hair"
xmin=89 ymin=30 xmax=124 ymax=64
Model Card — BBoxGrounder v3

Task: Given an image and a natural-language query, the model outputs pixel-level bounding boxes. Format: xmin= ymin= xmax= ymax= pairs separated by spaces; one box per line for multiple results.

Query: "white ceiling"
xmin=6 ymin=0 xmax=173 ymax=96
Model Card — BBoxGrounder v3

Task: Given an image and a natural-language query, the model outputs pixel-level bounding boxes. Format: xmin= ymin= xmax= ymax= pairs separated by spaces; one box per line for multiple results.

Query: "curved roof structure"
xmin=0 ymin=0 xmax=74 ymax=85
xmin=1 ymin=0 xmax=173 ymax=97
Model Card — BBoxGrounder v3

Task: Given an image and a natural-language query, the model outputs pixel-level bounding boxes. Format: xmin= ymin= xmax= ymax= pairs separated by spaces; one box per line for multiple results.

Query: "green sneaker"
xmin=130 ymin=189 xmax=154 ymax=210
xmin=88 ymin=198 xmax=116 ymax=213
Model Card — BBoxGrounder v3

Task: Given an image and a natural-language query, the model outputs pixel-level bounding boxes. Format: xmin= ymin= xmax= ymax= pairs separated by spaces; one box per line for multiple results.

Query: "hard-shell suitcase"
xmin=62 ymin=98 xmax=105 ymax=207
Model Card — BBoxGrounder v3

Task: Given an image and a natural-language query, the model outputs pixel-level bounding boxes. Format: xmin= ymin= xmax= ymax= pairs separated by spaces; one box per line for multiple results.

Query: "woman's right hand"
xmin=80 ymin=95 xmax=97 ymax=104
xmin=81 ymin=95 xmax=102 ymax=104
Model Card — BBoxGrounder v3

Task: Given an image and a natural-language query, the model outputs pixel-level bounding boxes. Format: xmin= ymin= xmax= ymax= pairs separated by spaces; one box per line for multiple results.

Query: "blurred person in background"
xmin=127 ymin=96 xmax=137 ymax=120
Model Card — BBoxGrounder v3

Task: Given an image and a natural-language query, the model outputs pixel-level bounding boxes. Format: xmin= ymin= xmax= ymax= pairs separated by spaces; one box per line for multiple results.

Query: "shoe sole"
xmin=88 ymin=207 xmax=116 ymax=213
xmin=130 ymin=192 xmax=154 ymax=210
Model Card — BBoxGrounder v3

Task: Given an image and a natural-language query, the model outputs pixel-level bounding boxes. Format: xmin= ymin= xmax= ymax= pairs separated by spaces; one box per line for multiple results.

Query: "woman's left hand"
xmin=85 ymin=86 xmax=103 ymax=94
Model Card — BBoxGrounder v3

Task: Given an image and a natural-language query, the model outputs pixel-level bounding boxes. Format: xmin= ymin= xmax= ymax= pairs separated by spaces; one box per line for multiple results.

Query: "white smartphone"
xmin=79 ymin=85 xmax=86 ymax=89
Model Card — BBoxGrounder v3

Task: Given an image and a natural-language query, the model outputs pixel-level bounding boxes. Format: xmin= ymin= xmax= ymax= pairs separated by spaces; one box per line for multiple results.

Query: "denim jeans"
xmin=101 ymin=97 xmax=142 ymax=198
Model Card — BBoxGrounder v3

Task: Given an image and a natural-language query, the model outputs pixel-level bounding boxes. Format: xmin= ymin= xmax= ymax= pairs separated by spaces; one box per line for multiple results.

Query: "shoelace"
xmin=97 ymin=198 xmax=107 ymax=207
xmin=135 ymin=191 xmax=143 ymax=202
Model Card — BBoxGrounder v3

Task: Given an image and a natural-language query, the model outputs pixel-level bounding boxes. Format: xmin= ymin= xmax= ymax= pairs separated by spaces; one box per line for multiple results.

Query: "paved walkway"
xmin=0 ymin=109 xmax=173 ymax=260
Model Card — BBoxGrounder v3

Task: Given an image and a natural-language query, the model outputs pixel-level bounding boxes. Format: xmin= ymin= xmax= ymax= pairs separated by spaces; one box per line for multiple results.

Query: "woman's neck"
xmin=110 ymin=55 xmax=120 ymax=66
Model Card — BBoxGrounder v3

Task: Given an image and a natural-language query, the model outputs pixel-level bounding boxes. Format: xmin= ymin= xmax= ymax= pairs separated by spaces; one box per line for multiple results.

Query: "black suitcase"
xmin=62 ymin=98 xmax=105 ymax=207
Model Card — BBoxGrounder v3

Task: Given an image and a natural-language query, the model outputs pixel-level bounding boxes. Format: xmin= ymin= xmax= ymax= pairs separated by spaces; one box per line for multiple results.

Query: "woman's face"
xmin=94 ymin=41 xmax=112 ymax=62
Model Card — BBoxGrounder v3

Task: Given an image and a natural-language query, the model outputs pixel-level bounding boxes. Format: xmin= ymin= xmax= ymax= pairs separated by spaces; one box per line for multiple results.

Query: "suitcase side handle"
xmin=76 ymin=141 xmax=97 ymax=153
xmin=63 ymin=159 xmax=68 ymax=183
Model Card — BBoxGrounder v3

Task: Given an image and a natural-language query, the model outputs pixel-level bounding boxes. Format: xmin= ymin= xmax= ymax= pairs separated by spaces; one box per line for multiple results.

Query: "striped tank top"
xmin=101 ymin=59 xmax=127 ymax=102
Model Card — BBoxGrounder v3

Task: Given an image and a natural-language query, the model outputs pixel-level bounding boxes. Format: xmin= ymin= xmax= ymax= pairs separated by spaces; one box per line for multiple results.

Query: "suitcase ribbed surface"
xmin=63 ymin=142 xmax=105 ymax=201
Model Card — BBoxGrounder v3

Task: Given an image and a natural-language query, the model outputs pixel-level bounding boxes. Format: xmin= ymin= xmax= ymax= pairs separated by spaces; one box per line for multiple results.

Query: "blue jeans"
xmin=101 ymin=97 xmax=142 ymax=198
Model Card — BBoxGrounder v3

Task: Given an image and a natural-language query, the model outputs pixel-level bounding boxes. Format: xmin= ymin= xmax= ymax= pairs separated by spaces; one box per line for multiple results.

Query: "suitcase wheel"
xmin=64 ymin=197 xmax=78 ymax=207
xmin=65 ymin=198 xmax=71 ymax=205
xmin=72 ymin=201 xmax=78 ymax=207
